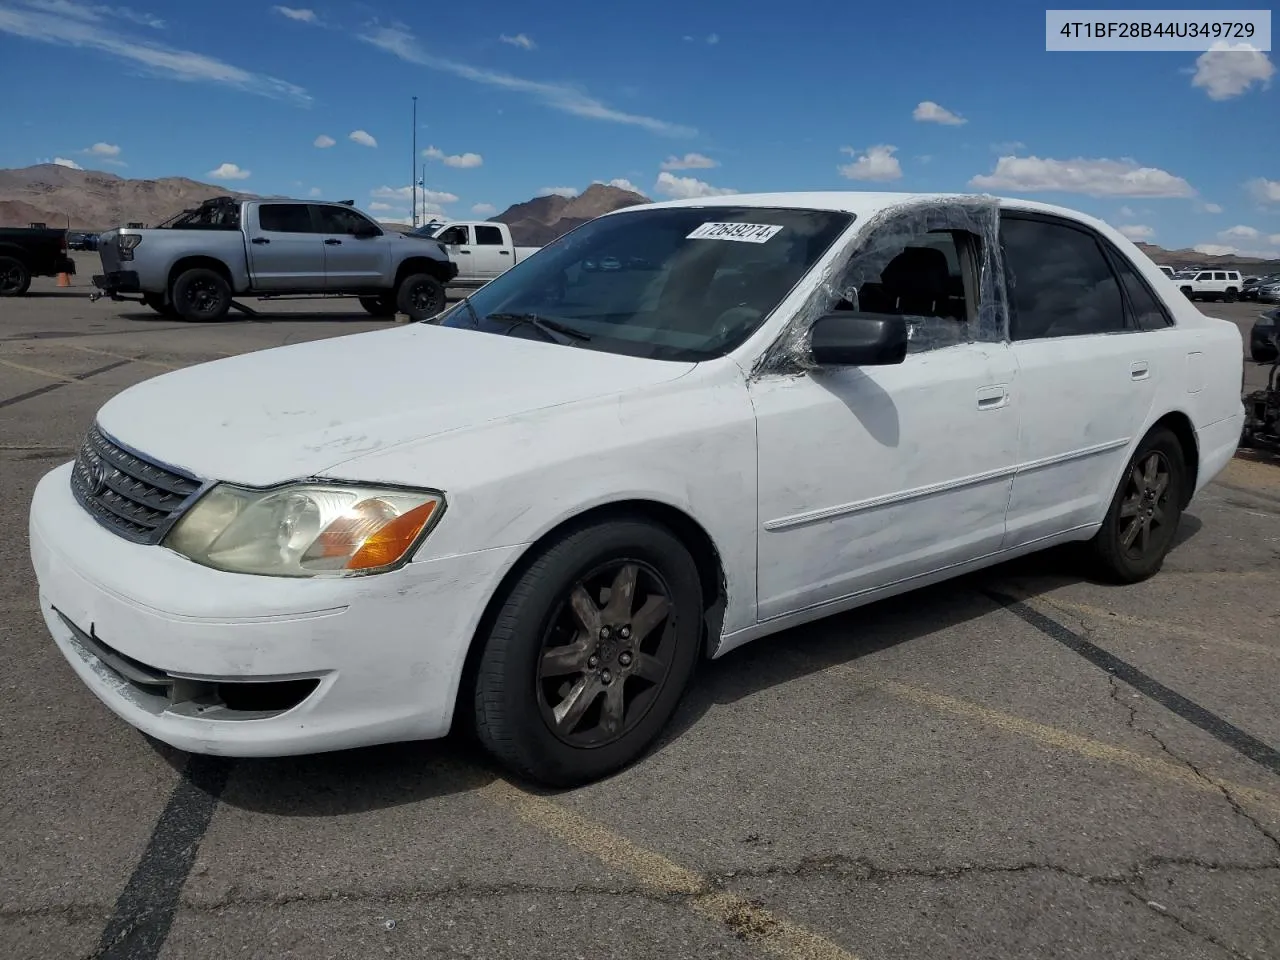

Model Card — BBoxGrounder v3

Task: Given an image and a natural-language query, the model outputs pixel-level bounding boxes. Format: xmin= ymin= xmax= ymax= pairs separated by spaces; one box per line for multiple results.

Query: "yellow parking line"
xmin=859 ymin=677 xmax=1280 ymax=817
xmin=1033 ymin=595 xmax=1277 ymax=660
xmin=65 ymin=343 xmax=180 ymax=371
xmin=0 ymin=357 xmax=78 ymax=383
xmin=483 ymin=779 xmax=861 ymax=960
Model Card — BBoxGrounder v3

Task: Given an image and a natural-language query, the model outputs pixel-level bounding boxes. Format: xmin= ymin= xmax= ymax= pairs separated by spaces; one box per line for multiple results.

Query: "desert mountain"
xmin=0 ymin=164 xmax=256 ymax=230
xmin=493 ymin=183 xmax=650 ymax=246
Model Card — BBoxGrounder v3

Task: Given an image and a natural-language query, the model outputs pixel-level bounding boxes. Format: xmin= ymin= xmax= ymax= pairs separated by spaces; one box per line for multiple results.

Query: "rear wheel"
xmin=1224 ymin=287 xmax=1238 ymax=302
xmin=396 ymin=273 xmax=446 ymax=322
xmin=1086 ymin=427 xmax=1186 ymax=584
xmin=171 ymin=268 xmax=231 ymax=322
xmin=473 ymin=518 xmax=704 ymax=787
xmin=1252 ymin=342 xmax=1278 ymax=363
xmin=359 ymin=294 xmax=397 ymax=317
xmin=0 ymin=256 xmax=31 ymax=296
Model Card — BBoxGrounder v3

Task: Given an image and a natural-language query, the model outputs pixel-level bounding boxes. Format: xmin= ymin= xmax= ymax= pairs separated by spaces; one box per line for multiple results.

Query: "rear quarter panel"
xmin=130 ymin=230 xmax=251 ymax=293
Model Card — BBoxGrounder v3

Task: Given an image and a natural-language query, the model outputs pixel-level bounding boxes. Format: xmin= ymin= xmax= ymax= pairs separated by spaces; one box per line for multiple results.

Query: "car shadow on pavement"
xmin=144 ymin=514 xmax=1207 ymax=811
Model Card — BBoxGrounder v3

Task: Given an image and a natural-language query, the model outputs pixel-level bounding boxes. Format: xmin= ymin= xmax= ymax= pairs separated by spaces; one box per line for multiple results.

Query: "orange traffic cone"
xmin=57 ymin=272 xmax=71 ymax=287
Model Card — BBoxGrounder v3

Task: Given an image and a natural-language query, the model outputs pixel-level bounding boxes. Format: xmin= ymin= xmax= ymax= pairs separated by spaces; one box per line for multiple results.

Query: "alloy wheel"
xmin=1118 ymin=450 xmax=1172 ymax=560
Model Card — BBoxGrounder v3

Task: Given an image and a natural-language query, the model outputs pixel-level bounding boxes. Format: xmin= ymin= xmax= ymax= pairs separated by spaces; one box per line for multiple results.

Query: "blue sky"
xmin=0 ymin=0 xmax=1277 ymax=255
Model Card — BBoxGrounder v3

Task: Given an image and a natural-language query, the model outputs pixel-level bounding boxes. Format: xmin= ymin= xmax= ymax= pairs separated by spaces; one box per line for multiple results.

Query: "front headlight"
xmin=163 ymin=482 xmax=444 ymax=577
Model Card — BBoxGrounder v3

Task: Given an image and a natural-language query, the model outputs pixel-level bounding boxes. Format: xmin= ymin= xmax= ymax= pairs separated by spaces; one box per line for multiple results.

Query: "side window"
xmin=258 ymin=203 xmax=314 ymax=233
xmin=474 ymin=225 xmax=504 ymax=246
xmin=1001 ymin=217 xmax=1125 ymax=340
xmin=314 ymin=206 xmax=380 ymax=235
xmin=437 ymin=225 xmax=470 ymax=246
xmin=1108 ymin=250 xmax=1174 ymax=330
xmin=1213 ymin=271 xmax=1226 ymax=281
xmin=1196 ymin=272 xmax=1210 ymax=282
xmin=852 ymin=230 xmax=971 ymax=323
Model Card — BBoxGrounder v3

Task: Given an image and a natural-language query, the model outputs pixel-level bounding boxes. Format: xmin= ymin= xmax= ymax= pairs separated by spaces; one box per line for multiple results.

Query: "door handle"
xmin=1130 ymin=361 xmax=1149 ymax=380
xmin=976 ymin=385 xmax=1008 ymax=410
xmin=324 ymin=238 xmax=342 ymax=245
xmin=499 ymin=250 xmax=510 ymax=255
xmin=457 ymin=249 xmax=470 ymax=254
xmin=251 ymin=237 xmax=270 ymax=244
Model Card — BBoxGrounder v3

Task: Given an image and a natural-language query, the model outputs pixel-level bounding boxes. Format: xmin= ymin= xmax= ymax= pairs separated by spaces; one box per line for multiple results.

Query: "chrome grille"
xmin=70 ymin=424 xmax=203 ymax=544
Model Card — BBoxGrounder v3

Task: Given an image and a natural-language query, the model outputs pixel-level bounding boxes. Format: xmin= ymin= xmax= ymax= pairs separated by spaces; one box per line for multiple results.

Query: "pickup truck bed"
xmin=0 ymin=227 xmax=76 ymax=296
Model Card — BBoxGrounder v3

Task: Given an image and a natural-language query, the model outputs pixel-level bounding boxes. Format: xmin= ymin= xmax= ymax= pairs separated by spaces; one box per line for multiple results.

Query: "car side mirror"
xmin=809 ymin=312 xmax=908 ymax=366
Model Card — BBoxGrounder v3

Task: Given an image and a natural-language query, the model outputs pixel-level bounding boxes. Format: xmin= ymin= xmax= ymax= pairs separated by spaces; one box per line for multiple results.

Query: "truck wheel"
xmin=396 ymin=274 xmax=446 ymax=322
xmin=1224 ymin=287 xmax=1238 ymax=302
xmin=142 ymin=292 xmax=177 ymax=317
xmin=359 ymin=295 xmax=397 ymax=318
xmin=171 ymin=268 xmax=231 ymax=322
xmin=1180 ymin=286 xmax=1193 ymax=299
xmin=0 ymin=256 xmax=31 ymax=297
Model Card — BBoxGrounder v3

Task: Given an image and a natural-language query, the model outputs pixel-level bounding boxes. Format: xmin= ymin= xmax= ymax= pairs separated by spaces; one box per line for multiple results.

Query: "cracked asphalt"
xmin=3 ymin=256 xmax=1279 ymax=960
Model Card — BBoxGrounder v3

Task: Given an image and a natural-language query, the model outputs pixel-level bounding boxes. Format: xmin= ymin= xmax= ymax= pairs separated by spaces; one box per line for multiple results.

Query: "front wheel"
xmin=0 ymin=256 xmax=31 ymax=296
xmin=1086 ymin=427 xmax=1187 ymax=584
xmin=473 ymin=518 xmax=704 ymax=787
xmin=396 ymin=273 xmax=447 ymax=322
xmin=171 ymin=268 xmax=231 ymax=322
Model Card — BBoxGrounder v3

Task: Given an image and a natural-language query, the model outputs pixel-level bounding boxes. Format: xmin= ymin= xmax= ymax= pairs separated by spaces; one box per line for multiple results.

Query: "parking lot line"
xmin=0 ymin=356 xmax=78 ymax=383
xmin=0 ymin=358 xmax=133 ymax=411
xmin=1033 ymin=595 xmax=1278 ymax=660
xmin=482 ymin=779 xmax=863 ymax=960
xmin=65 ymin=343 xmax=181 ymax=371
xmin=855 ymin=677 xmax=1280 ymax=816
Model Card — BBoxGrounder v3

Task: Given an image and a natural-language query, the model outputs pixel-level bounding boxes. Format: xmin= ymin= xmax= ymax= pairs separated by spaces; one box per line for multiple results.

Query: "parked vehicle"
xmin=0 ymin=225 xmax=76 ymax=296
xmin=1251 ymin=276 xmax=1280 ymax=304
xmin=68 ymin=232 xmax=100 ymax=252
xmin=1175 ymin=269 xmax=1242 ymax=301
xmin=1157 ymin=265 xmax=1175 ymax=279
xmin=1240 ymin=274 xmax=1279 ymax=301
xmin=30 ymin=191 xmax=1244 ymax=786
xmin=1251 ymin=308 xmax=1280 ymax=362
xmin=90 ymin=196 xmax=458 ymax=322
xmin=406 ymin=219 xmax=541 ymax=288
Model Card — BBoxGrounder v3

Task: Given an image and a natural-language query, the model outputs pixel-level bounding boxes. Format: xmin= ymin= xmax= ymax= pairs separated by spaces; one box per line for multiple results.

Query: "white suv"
xmin=1177 ymin=269 xmax=1242 ymax=302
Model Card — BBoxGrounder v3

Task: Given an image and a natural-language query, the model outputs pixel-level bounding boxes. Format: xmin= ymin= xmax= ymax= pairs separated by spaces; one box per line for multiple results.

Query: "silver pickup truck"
xmin=90 ymin=196 xmax=459 ymax=322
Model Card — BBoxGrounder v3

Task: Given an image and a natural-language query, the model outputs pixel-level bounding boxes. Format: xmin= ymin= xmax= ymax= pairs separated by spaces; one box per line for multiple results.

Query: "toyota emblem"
xmin=87 ymin=459 xmax=108 ymax=496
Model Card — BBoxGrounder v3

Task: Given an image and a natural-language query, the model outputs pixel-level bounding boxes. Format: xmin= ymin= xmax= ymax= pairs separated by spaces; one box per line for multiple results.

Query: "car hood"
xmin=95 ymin=323 xmax=696 ymax=486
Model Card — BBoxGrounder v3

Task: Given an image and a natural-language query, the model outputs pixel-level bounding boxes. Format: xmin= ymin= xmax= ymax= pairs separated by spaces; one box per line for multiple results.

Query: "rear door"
xmin=312 ymin=205 xmax=390 ymax=289
xmin=247 ymin=203 xmax=325 ymax=291
xmin=471 ymin=224 xmax=510 ymax=278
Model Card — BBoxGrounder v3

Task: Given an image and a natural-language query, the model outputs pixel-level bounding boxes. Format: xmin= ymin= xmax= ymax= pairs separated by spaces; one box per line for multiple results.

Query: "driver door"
xmin=751 ymin=217 xmax=1020 ymax=621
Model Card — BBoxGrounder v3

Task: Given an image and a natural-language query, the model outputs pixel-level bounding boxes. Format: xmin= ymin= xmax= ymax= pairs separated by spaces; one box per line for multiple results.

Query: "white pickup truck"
xmin=406 ymin=220 xmax=541 ymax=288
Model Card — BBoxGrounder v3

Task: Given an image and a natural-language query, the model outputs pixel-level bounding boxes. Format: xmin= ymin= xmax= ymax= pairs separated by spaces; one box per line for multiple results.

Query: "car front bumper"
xmin=29 ymin=461 xmax=522 ymax=757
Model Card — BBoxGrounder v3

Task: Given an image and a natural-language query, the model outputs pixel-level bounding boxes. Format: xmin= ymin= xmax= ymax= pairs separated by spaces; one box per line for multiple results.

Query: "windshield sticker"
xmin=686 ymin=222 xmax=784 ymax=243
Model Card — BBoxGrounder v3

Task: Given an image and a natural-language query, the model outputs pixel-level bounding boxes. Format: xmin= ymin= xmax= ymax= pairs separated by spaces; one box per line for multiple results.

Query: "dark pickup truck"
xmin=0 ymin=226 xmax=76 ymax=296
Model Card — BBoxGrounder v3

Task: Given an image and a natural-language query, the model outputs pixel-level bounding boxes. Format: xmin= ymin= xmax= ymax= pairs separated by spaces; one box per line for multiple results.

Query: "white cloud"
xmin=499 ymin=32 xmax=534 ymax=50
xmin=706 ymin=33 xmax=719 ymax=44
xmin=207 ymin=162 xmax=250 ymax=180
xmin=313 ymin=134 xmax=335 ymax=148
xmin=308 ymin=187 xmax=322 ymax=197
xmin=0 ymin=3 xmax=308 ymax=103
xmin=913 ymin=100 xmax=966 ymax=125
xmin=1119 ymin=205 xmax=1135 ymax=217
xmin=596 ymin=178 xmax=640 ymax=193
xmin=371 ymin=184 xmax=458 ymax=205
xmin=84 ymin=141 xmax=120 ymax=157
xmin=1270 ymin=234 xmax=1280 ymax=246
xmin=653 ymin=171 xmax=737 ymax=199
xmin=1221 ymin=224 xmax=1260 ymax=239
xmin=348 ymin=129 xmax=377 ymax=148
xmin=1190 ymin=42 xmax=1274 ymax=100
xmin=20 ymin=1 xmax=163 ymax=28
xmin=661 ymin=152 xmax=717 ymax=171
xmin=1247 ymin=178 xmax=1280 ymax=204
xmin=1193 ymin=243 xmax=1238 ymax=257
xmin=369 ymin=201 xmax=396 ymax=212
xmin=1202 ymin=202 xmax=1224 ymax=213
xmin=538 ymin=186 xmax=579 ymax=198
xmin=969 ymin=155 xmax=1194 ymax=197
xmin=52 ymin=156 xmax=83 ymax=169
xmin=837 ymin=144 xmax=903 ymax=182
xmin=358 ymin=23 xmax=695 ymax=137
xmin=1117 ymin=224 xmax=1155 ymax=241
xmin=422 ymin=145 xmax=483 ymax=168
xmin=273 ymin=6 xmax=316 ymax=22
xmin=472 ymin=202 xmax=498 ymax=216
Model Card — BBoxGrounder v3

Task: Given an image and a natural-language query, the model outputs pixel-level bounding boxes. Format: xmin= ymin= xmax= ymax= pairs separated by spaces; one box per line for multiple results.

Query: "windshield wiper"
xmin=486 ymin=312 xmax=591 ymax=345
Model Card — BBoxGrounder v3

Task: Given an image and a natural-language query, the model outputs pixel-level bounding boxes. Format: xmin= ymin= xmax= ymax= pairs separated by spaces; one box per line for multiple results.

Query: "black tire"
xmin=171 ymin=268 xmax=231 ymax=322
xmin=1087 ymin=427 xmax=1187 ymax=584
xmin=1251 ymin=344 xmax=1278 ymax=363
xmin=1180 ymin=286 xmax=1194 ymax=299
xmin=1224 ymin=287 xmax=1238 ymax=302
xmin=141 ymin=292 xmax=177 ymax=317
xmin=473 ymin=518 xmax=704 ymax=787
xmin=0 ymin=256 xmax=31 ymax=297
xmin=359 ymin=294 xmax=397 ymax=317
xmin=396 ymin=273 xmax=446 ymax=322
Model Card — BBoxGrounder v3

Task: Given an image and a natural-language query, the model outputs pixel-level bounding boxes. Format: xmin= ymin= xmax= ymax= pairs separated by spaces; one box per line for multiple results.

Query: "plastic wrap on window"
xmin=749 ymin=195 xmax=1008 ymax=378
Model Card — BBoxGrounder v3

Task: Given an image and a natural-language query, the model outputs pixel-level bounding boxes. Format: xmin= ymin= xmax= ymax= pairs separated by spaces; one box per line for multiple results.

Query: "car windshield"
xmin=436 ymin=205 xmax=855 ymax=361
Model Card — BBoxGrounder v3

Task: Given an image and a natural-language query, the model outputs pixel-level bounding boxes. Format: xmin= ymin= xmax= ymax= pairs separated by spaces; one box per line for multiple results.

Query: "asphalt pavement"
xmin=2 ymin=255 xmax=1278 ymax=960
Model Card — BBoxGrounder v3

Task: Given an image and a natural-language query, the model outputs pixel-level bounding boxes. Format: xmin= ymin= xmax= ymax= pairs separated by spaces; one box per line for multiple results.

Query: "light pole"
xmin=411 ymin=95 xmax=418 ymax=226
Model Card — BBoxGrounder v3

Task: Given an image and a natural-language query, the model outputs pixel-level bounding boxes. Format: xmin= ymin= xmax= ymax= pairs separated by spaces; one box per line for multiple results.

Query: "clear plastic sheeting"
xmin=750 ymin=195 xmax=1008 ymax=378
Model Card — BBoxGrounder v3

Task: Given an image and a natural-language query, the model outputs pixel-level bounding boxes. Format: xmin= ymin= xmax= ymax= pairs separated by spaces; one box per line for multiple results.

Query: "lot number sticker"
xmin=687 ymin=222 xmax=784 ymax=243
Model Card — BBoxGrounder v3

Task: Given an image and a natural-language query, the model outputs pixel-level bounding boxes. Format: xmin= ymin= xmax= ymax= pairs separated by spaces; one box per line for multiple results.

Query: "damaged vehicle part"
xmin=29 ymin=191 xmax=1245 ymax=787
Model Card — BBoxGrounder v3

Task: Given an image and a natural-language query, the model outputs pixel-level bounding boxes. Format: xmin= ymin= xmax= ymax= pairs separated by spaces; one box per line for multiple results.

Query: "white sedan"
xmin=29 ymin=191 xmax=1245 ymax=786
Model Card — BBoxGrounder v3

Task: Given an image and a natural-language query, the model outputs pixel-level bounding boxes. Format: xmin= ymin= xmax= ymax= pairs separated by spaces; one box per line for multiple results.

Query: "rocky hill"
xmin=0 ymin=164 xmax=256 ymax=230
xmin=493 ymin=183 xmax=650 ymax=246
